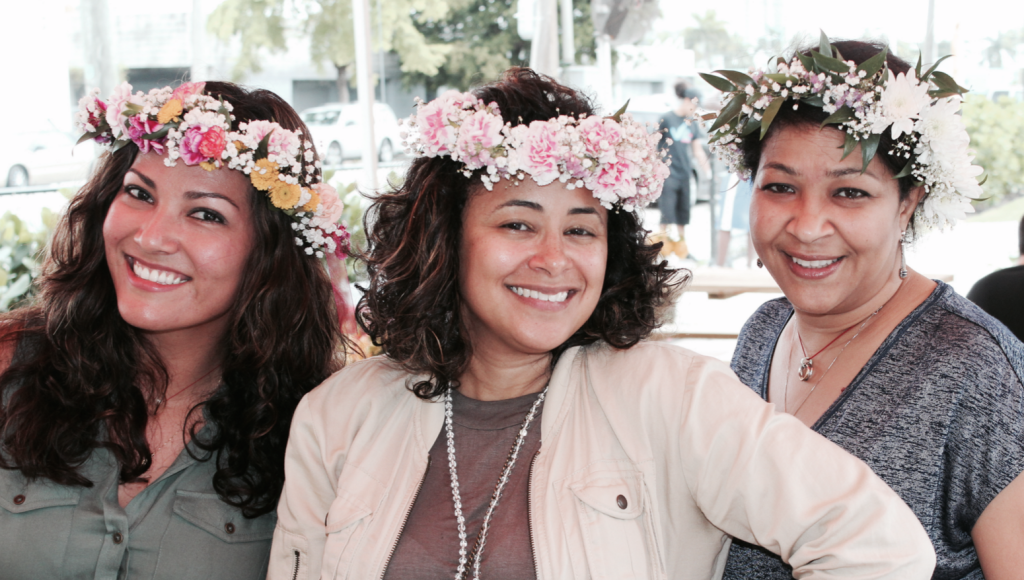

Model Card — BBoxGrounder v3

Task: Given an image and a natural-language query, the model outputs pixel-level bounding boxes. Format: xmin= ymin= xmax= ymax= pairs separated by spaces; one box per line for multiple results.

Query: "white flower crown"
xmin=700 ymin=33 xmax=983 ymax=233
xmin=76 ymin=81 xmax=349 ymax=258
xmin=400 ymin=90 xmax=670 ymax=211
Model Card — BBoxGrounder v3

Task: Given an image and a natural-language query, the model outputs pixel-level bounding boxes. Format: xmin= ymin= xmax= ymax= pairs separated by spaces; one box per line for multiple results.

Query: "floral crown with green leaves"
xmin=76 ymin=81 xmax=349 ymax=258
xmin=700 ymin=32 xmax=983 ymax=233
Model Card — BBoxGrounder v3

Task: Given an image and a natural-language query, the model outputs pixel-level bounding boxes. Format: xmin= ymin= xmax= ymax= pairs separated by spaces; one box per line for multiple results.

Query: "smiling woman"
xmin=0 ymin=81 xmax=348 ymax=579
xmin=269 ymin=68 xmax=937 ymax=580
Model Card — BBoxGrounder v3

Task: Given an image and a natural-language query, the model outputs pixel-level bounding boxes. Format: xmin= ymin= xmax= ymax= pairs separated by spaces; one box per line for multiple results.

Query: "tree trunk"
xmin=335 ymin=64 xmax=350 ymax=103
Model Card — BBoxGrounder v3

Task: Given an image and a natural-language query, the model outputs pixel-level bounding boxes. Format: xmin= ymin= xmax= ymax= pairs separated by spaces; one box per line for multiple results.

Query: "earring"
xmin=756 ymin=258 xmax=764 ymax=268
xmin=899 ymin=231 xmax=908 ymax=279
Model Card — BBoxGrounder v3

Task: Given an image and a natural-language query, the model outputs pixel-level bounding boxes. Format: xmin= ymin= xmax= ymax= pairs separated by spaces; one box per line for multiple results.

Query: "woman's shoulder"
xmin=301 ymin=355 xmax=421 ymax=417
xmin=581 ymin=341 xmax=747 ymax=399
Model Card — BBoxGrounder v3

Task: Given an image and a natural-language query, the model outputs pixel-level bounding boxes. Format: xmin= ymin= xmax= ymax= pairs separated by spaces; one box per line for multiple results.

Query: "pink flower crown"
xmin=76 ymin=81 xmax=349 ymax=258
xmin=400 ymin=90 xmax=670 ymax=211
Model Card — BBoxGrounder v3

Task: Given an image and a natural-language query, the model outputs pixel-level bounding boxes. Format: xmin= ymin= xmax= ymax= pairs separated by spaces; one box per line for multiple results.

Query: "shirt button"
xmin=225 ymin=523 xmax=236 ymax=534
xmin=12 ymin=494 xmax=25 ymax=505
xmin=112 ymin=532 xmax=124 ymax=544
xmin=616 ymin=494 xmax=628 ymax=509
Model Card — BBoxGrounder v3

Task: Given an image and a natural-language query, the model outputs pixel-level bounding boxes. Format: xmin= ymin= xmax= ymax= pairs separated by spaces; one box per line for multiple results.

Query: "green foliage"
xmin=962 ymin=94 xmax=1024 ymax=205
xmin=0 ymin=210 xmax=58 ymax=312
xmin=207 ymin=0 xmax=289 ymax=79
xmin=404 ymin=0 xmax=597 ymax=94
xmin=684 ymin=10 xmax=752 ymax=69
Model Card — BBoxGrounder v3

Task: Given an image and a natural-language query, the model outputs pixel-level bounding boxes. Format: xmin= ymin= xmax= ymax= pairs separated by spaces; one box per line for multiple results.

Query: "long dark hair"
xmin=0 ymin=82 xmax=344 ymax=518
xmin=358 ymin=68 xmax=683 ymax=400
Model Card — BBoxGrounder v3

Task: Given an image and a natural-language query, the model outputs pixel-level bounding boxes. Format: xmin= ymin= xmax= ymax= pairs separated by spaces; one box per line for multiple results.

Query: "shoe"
xmin=672 ymin=238 xmax=689 ymax=259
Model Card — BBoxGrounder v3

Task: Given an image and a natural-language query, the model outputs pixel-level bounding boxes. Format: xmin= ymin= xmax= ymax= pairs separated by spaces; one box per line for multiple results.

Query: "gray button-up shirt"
xmin=0 ymin=431 xmax=276 ymax=579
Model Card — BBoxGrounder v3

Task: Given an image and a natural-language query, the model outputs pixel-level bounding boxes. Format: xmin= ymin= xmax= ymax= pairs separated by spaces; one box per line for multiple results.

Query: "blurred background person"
xmin=967 ymin=213 xmax=1024 ymax=341
xmin=715 ymin=172 xmax=755 ymax=268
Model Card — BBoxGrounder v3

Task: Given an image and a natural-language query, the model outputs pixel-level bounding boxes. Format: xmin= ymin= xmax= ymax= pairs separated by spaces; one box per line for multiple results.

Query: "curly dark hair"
xmin=0 ymin=82 xmax=345 ymax=518
xmin=738 ymin=40 xmax=926 ymax=233
xmin=358 ymin=67 xmax=683 ymax=400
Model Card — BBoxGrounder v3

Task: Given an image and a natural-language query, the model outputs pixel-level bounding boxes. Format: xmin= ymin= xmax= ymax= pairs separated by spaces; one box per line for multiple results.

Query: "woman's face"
xmin=458 ymin=180 xmax=608 ymax=359
xmin=751 ymin=124 xmax=920 ymax=316
xmin=103 ymin=152 xmax=255 ymax=341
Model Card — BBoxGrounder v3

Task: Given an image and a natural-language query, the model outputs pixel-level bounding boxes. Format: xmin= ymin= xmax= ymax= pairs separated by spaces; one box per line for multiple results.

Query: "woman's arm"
xmin=974 ymin=472 xmax=1024 ymax=578
xmin=268 ymin=395 xmax=337 ymax=580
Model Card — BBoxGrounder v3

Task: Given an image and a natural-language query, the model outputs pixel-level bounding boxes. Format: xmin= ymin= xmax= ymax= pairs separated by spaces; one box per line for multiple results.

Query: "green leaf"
xmin=76 ymin=131 xmax=100 ymax=146
xmin=255 ymin=130 xmax=273 ymax=159
xmin=915 ymin=53 xmax=923 ymax=78
xmin=713 ymin=69 xmax=755 ymax=87
xmin=740 ymin=118 xmax=762 ymax=136
xmin=922 ymin=55 xmax=952 ymax=81
xmin=699 ymin=72 xmax=737 ymax=93
xmin=893 ymin=159 xmax=915 ymax=179
xmin=142 ymin=126 xmax=172 ymax=141
xmin=857 ymin=48 xmax=889 ymax=80
xmin=820 ymin=105 xmax=856 ymax=127
xmin=110 ymin=139 xmax=131 ymax=153
xmin=709 ymin=94 xmax=745 ymax=133
xmin=123 ymin=102 xmax=144 ymax=116
xmin=813 ymin=51 xmax=851 ymax=74
xmin=796 ymin=51 xmax=815 ymax=72
xmin=759 ymin=98 xmax=785 ymax=139
xmin=859 ymin=133 xmax=881 ymax=172
xmin=931 ymin=71 xmax=967 ymax=94
xmin=802 ymin=95 xmax=826 ymax=108
xmin=763 ymin=73 xmax=798 ymax=84
xmin=840 ymin=133 xmax=859 ymax=161
xmin=819 ymin=30 xmax=832 ymax=57
xmin=607 ymin=100 xmax=631 ymax=122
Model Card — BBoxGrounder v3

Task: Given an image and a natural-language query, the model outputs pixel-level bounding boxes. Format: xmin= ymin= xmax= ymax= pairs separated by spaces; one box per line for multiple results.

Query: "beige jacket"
xmin=269 ymin=342 xmax=935 ymax=580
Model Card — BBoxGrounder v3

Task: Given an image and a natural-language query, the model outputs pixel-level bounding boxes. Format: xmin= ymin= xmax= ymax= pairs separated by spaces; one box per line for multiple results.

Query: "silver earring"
xmin=756 ymin=258 xmax=764 ymax=268
xmin=899 ymin=231 xmax=908 ymax=279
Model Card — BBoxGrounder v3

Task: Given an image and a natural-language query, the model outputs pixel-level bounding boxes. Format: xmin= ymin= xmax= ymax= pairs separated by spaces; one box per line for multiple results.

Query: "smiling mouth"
xmin=790 ymin=255 xmax=842 ymax=269
xmin=128 ymin=257 xmax=190 ymax=286
xmin=508 ymin=286 xmax=571 ymax=303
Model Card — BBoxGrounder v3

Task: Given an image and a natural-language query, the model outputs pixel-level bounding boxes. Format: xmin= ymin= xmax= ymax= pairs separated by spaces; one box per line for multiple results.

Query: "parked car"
xmin=1 ymin=130 xmax=95 ymax=187
xmin=300 ymin=102 xmax=403 ymax=165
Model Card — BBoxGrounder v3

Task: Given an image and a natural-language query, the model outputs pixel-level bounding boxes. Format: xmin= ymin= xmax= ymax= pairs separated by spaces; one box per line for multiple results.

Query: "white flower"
xmin=873 ymin=69 xmax=930 ymax=138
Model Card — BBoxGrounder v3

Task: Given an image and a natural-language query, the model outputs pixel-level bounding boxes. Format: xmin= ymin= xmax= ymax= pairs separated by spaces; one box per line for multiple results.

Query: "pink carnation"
xmin=415 ymin=100 xmax=457 ymax=156
xmin=171 ymin=81 xmax=206 ymax=102
xmin=198 ymin=125 xmax=227 ymax=159
xmin=518 ymin=121 xmax=563 ymax=186
xmin=244 ymin=120 xmax=300 ymax=157
xmin=577 ymin=116 xmax=623 ymax=163
xmin=314 ymin=182 xmax=345 ymax=224
xmin=179 ymin=126 xmax=208 ymax=165
xmin=127 ymin=115 xmax=165 ymax=154
xmin=105 ymin=82 xmax=139 ymax=139
xmin=455 ymin=110 xmax=504 ymax=169
xmin=587 ymin=159 xmax=637 ymax=206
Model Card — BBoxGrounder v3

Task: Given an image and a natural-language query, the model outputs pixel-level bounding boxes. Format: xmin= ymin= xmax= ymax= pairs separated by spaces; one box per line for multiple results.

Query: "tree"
xmin=403 ymin=0 xmax=597 ymax=96
xmin=983 ymin=30 xmax=1022 ymax=69
xmin=962 ymin=94 xmax=1024 ymax=205
xmin=208 ymin=0 xmax=451 ymax=102
xmin=684 ymin=10 xmax=751 ymax=70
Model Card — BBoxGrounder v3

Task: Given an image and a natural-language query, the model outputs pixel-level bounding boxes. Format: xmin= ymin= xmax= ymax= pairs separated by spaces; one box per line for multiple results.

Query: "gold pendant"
xmin=797 ymin=357 xmax=813 ymax=381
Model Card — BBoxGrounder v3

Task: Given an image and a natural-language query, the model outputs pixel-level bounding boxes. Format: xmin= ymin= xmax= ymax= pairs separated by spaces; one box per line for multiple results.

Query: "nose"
xmin=785 ymin=193 xmax=834 ymax=244
xmin=133 ymin=206 xmax=181 ymax=254
xmin=528 ymin=230 xmax=569 ymax=275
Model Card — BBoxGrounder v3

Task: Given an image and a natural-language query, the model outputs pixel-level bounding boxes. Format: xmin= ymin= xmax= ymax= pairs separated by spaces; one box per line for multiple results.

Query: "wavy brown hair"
xmin=0 ymin=82 xmax=344 ymax=517
xmin=358 ymin=68 xmax=683 ymax=400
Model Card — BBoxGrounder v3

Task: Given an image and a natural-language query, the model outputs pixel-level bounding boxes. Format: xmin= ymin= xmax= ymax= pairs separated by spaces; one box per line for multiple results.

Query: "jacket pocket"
xmin=0 ymin=471 xmax=82 ymax=576
xmin=321 ymin=467 xmax=387 ymax=579
xmin=569 ymin=466 xmax=660 ymax=580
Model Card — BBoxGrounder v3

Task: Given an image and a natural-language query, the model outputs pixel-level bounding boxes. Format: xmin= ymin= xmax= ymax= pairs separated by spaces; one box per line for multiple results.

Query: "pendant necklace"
xmin=152 ymin=366 xmax=220 ymax=412
xmin=445 ymin=386 xmax=547 ymax=580
xmin=795 ymin=324 xmax=858 ymax=381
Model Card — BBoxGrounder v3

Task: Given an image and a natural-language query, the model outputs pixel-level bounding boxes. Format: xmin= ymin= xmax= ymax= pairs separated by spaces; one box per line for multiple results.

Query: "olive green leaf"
xmin=709 ymin=93 xmax=745 ymax=132
xmin=857 ymin=48 xmax=889 ymax=79
xmin=713 ymin=69 xmax=755 ymax=87
xmin=760 ymin=98 xmax=785 ymax=139
xmin=819 ymin=30 xmax=832 ymax=57
xmin=821 ymin=106 xmax=856 ymax=127
xmin=841 ymin=133 xmax=859 ymax=161
xmin=860 ymin=133 xmax=881 ymax=172
xmin=699 ymin=72 xmax=737 ymax=93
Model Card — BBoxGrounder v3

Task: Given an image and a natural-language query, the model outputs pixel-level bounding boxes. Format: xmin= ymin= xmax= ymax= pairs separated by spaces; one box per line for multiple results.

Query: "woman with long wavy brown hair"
xmin=0 ymin=81 xmax=346 ymax=578
xmin=269 ymin=68 xmax=936 ymax=580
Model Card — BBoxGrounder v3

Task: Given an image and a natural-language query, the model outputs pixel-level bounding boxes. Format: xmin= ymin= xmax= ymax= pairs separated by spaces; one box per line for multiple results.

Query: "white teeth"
xmin=510 ymin=286 xmax=569 ymax=303
xmin=132 ymin=260 xmax=187 ymax=285
xmin=791 ymin=256 xmax=840 ymax=269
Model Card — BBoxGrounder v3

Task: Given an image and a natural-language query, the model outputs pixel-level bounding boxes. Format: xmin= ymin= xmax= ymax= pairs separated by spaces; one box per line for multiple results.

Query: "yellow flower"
xmin=301 ymin=189 xmax=320 ymax=213
xmin=157 ymin=99 xmax=183 ymax=124
xmin=270 ymin=183 xmax=302 ymax=209
xmin=200 ymin=161 xmax=217 ymax=172
xmin=250 ymin=159 xmax=280 ymax=191
xmin=232 ymin=140 xmax=247 ymax=153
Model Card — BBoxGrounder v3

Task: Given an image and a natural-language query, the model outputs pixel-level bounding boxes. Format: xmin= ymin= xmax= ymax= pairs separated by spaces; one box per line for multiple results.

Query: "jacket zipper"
xmin=526 ymin=450 xmax=541 ymax=580
xmin=379 ymin=457 xmax=429 ymax=579
xmin=292 ymin=549 xmax=301 ymax=580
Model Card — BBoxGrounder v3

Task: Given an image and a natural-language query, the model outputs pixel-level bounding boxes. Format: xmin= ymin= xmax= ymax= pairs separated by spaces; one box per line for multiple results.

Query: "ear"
xmin=898 ymin=184 xmax=925 ymax=231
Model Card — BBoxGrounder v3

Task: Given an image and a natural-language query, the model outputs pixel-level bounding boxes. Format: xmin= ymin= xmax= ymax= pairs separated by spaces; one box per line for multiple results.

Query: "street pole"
xmin=352 ymin=0 xmax=378 ymax=191
xmin=560 ymin=0 xmax=575 ymax=65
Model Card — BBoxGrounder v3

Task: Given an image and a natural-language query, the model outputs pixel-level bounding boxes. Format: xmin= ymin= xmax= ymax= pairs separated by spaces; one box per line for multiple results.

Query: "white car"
xmin=300 ymin=103 xmax=403 ymax=165
xmin=1 ymin=130 xmax=95 ymax=188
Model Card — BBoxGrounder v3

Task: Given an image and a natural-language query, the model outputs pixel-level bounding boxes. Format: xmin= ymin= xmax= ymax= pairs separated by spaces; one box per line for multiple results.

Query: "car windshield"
xmin=302 ymin=110 xmax=341 ymax=126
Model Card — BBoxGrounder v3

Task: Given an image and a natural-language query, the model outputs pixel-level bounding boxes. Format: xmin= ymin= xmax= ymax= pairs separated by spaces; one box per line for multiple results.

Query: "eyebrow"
xmin=496 ymin=199 xmax=600 ymax=216
xmin=185 ymin=190 xmax=240 ymax=209
xmin=127 ymin=168 xmax=156 ymax=189
xmin=763 ymin=161 xmax=880 ymax=181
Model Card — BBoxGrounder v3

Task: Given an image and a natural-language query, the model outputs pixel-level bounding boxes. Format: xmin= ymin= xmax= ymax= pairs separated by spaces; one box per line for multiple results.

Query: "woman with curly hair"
xmin=0 ymin=81 xmax=347 ymax=578
xmin=270 ymin=68 xmax=935 ymax=580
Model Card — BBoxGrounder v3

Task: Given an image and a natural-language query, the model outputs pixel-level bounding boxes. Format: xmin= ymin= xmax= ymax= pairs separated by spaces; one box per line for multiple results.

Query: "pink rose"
xmin=105 ymin=82 xmax=139 ymax=139
xmin=314 ymin=182 xmax=345 ymax=224
xmin=519 ymin=121 xmax=563 ymax=186
xmin=179 ymin=126 xmax=207 ymax=165
xmin=127 ymin=115 xmax=166 ymax=154
xmin=455 ymin=110 xmax=504 ymax=169
xmin=198 ymin=125 xmax=227 ymax=159
xmin=171 ymin=81 xmax=206 ymax=102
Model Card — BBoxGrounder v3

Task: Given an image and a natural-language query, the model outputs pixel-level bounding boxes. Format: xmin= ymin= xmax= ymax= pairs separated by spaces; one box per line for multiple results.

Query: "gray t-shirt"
xmin=722 ymin=282 xmax=1024 ymax=579
xmin=383 ymin=388 xmax=543 ymax=580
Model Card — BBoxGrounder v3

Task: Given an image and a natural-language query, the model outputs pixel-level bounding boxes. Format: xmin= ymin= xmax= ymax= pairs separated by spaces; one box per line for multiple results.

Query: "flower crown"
xmin=400 ymin=90 xmax=670 ymax=211
xmin=76 ymin=81 xmax=349 ymax=258
xmin=700 ymin=33 xmax=984 ymax=233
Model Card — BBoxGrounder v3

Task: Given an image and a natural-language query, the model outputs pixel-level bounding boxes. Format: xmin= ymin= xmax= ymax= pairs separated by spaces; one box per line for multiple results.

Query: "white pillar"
xmin=352 ymin=0 xmax=378 ymax=191
xmin=560 ymin=0 xmax=575 ymax=65
xmin=529 ymin=0 xmax=560 ymax=77
xmin=595 ymin=35 xmax=614 ymax=113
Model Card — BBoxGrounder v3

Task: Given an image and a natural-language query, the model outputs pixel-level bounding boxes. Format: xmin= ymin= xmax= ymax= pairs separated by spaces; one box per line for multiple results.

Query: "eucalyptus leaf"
xmin=820 ymin=105 xmax=856 ymax=127
xmin=699 ymin=72 xmax=736 ymax=93
xmin=713 ymin=69 xmax=755 ymax=87
xmin=860 ymin=133 xmax=881 ymax=172
xmin=857 ymin=48 xmax=889 ymax=79
xmin=841 ymin=133 xmax=859 ymax=161
xmin=760 ymin=98 xmax=785 ymax=139
xmin=819 ymin=31 xmax=832 ymax=57
xmin=709 ymin=94 xmax=745 ymax=133
xmin=922 ymin=55 xmax=952 ymax=81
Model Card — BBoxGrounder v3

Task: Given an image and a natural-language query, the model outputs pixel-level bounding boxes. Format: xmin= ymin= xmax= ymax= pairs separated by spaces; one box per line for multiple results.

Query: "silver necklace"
xmin=445 ymin=386 xmax=547 ymax=580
